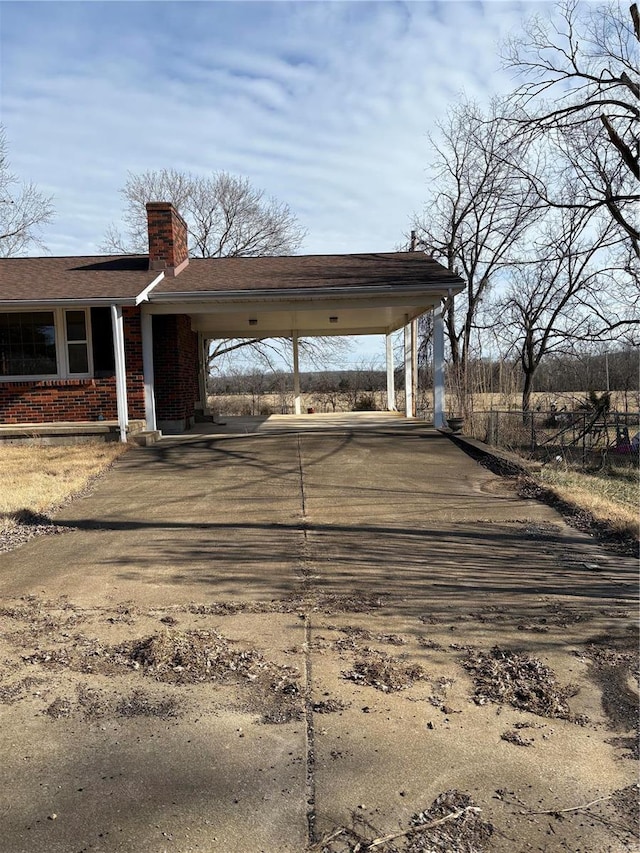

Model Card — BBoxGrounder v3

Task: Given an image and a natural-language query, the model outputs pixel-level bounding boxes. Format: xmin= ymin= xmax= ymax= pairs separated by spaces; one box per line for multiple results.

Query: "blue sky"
xmin=1 ymin=0 xmax=547 ymax=364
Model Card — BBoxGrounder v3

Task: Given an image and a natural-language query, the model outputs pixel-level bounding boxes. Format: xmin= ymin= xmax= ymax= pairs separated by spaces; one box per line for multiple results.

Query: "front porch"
xmin=0 ymin=419 xmax=147 ymax=445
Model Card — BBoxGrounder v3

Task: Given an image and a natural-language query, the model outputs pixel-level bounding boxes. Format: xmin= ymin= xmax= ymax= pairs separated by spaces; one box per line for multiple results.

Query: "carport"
xmin=139 ymin=250 xmax=466 ymax=432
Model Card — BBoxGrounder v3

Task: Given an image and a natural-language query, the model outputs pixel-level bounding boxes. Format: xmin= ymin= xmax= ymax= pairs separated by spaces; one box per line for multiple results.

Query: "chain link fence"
xmin=468 ymin=409 xmax=640 ymax=469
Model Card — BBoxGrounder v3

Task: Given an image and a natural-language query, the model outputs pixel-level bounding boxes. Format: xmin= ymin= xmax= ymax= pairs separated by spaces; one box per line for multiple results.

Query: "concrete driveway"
xmin=0 ymin=416 xmax=637 ymax=852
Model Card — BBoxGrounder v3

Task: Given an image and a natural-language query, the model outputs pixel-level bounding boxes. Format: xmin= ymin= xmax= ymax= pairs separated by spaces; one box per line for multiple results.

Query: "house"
xmin=0 ymin=203 xmax=466 ymax=440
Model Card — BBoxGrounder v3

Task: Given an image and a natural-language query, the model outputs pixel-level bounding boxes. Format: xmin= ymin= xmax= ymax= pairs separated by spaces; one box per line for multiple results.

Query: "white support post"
xmin=141 ymin=308 xmax=156 ymax=432
xmin=111 ymin=304 xmax=129 ymax=443
xmin=385 ymin=333 xmax=396 ymax=411
xmin=411 ymin=318 xmax=418 ymax=418
xmin=197 ymin=333 xmax=207 ymax=413
xmin=433 ymin=301 xmax=445 ymax=428
xmin=404 ymin=321 xmax=413 ymax=418
xmin=292 ymin=331 xmax=301 ymax=415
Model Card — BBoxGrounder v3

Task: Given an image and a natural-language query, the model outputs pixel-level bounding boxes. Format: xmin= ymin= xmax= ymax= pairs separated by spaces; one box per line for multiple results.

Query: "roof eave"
xmin=0 ymin=297 xmax=139 ymax=308
xmin=149 ymin=281 xmax=466 ymax=303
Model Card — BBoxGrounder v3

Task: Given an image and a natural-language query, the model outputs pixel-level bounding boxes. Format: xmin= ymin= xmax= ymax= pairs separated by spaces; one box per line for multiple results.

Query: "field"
xmin=209 ymin=389 xmax=640 ymax=417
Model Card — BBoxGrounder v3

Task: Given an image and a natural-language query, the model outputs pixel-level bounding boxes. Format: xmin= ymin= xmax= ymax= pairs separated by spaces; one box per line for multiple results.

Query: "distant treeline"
xmin=208 ymin=347 xmax=638 ymax=397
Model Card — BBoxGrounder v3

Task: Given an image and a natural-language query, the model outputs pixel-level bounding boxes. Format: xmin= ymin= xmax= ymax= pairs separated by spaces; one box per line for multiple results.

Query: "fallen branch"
xmin=309 ymin=827 xmax=364 ymax=851
xmin=365 ymin=806 xmax=481 ymax=850
xmin=310 ymin=804 xmax=482 ymax=851
xmin=525 ymin=794 xmax=613 ymax=816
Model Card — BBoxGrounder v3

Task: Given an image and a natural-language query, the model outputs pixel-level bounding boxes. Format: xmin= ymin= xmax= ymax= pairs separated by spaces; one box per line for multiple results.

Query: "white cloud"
xmin=1 ymin=0 xmax=548 ymax=260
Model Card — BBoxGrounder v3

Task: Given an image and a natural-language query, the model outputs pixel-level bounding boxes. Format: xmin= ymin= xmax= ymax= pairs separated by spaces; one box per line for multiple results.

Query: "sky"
xmin=0 ymin=0 xmax=550 ymax=365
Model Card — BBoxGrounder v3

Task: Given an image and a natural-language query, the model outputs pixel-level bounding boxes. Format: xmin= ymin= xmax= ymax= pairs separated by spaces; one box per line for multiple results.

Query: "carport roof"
xmin=146 ymin=252 xmax=466 ymax=338
xmin=152 ymin=252 xmax=465 ymax=297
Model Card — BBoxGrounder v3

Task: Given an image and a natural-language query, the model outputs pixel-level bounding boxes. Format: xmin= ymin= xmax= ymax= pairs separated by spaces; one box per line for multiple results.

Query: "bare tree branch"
xmin=502 ymin=0 xmax=639 ymax=253
xmin=412 ymin=98 xmax=540 ymax=412
xmin=0 ymin=127 xmax=54 ymax=257
xmin=101 ymin=168 xmax=306 ymax=258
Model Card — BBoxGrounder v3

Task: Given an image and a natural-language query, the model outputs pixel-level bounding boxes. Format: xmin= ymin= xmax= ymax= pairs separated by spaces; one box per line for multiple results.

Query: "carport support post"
xmin=433 ymin=301 xmax=445 ymax=428
xmin=404 ymin=320 xmax=413 ymax=418
xmin=197 ymin=333 xmax=208 ymax=413
xmin=385 ymin=333 xmax=396 ymax=411
xmin=141 ymin=308 xmax=157 ymax=432
xmin=111 ymin=304 xmax=129 ymax=443
xmin=411 ymin=318 xmax=418 ymax=418
xmin=292 ymin=331 xmax=301 ymax=415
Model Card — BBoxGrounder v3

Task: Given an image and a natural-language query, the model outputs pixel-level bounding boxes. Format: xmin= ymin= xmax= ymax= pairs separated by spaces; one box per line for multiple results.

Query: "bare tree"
xmin=497 ymin=204 xmax=626 ymax=412
xmin=104 ymin=168 xmax=351 ymax=372
xmin=503 ymin=0 xmax=639 ymax=255
xmin=102 ymin=168 xmax=305 ymax=257
xmin=207 ymin=335 xmax=352 ymax=380
xmin=0 ymin=127 xmax=54 ymax=257
xmin=412 ymin=99 xmax=540 ymax=411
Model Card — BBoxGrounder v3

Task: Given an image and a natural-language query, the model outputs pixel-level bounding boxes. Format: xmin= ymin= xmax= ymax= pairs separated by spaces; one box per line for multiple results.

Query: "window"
xmin=65 ymin=310 xmax=89 ymax=374
xmin=0 ymin=308 xmax=94 ymax=380
xmin=0 ymin=311 xmax=57 ymax=377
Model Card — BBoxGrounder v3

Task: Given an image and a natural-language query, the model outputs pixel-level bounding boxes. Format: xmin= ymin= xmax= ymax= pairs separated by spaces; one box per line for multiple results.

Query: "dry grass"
xmin=468 ymin=390 xmax=639 ymax=413
xmin=0 ymin=442 xmax=127 ymax=533
xmin=209 ymin=389 xmax=639 ymax=417
xmin=535 ymin=465 xmax=639 ymax=539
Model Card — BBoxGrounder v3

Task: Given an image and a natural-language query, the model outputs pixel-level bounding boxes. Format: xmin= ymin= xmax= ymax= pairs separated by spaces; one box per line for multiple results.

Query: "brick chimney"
xmin=146 ymin=202 xmax=189 ymax=276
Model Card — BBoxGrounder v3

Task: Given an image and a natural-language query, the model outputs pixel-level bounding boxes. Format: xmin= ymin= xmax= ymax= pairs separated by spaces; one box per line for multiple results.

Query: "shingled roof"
xmin=152 ymin=252 xmax=464 ymax=297
xmin=0 ymin=255 xmax=154 ymax=303
xmin=0 ymin=252 xmax=465 ymax=305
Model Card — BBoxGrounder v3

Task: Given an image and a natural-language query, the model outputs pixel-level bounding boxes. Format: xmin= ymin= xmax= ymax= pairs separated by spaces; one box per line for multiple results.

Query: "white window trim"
xmin=0 ymin=307 xmax=94 ymax=382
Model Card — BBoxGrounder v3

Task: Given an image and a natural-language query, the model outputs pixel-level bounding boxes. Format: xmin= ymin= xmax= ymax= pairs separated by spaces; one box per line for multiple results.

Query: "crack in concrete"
xmin=296 ymin=434 xmax=317 ymax=846
xmin=304 ymin=613 xmax=317 ymax=845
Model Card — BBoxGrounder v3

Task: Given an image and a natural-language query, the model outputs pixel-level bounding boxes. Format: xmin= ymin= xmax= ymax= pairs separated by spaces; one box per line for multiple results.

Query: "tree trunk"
xmin=521 ymin=368 xmax=535 ymax=413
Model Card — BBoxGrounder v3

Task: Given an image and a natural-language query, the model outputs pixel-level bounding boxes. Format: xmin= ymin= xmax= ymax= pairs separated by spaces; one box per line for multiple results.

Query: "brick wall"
xmin=153 ymin=314 xmax=199 ymax=428
xmin=0 ymin=308 xmax=145 ymax=424
xmin=146 ymin=202 xmax=189 ymax=271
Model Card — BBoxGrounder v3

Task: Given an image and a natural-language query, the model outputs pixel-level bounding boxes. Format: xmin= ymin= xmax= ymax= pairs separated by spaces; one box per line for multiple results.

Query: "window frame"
xmin=0 ymin=307 xmax=95 ymax=382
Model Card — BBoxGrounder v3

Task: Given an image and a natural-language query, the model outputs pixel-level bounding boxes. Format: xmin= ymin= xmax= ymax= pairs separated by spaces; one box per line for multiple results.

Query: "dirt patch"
xmin=23 ymin=629 xmax=304 ymax=725
xmin=0 ymin=675 xmax=43 ymax=704
xmin=343 ymin=650 xmax=426 ymax=693
xmin=76 ymin=683 xmax=108 ymax=719
xmin=25 ymin=628 xmax=298 ymax=685
xmin=417 ymin=637 xmax=444 ymax=650
xmin=312 ymin=697 xmax=349 ymax=714
xmin=0 ymin=595 xmax=86 ymax=642
xmin=181 ymin=592 xmax=385 ymax=618
xmin=115 ymin=688 xmax=182 ymax=719
xmin=500 ymin=729 xmax=534 ymax=747
xmin=44 ymin=696 xmax=73 ymax=719
xmin=44 ymin=683 xmax=183 ymax=721
xmin=462 ymin=646 xmax=583 ymax=721
xmin=120 ymin=630 xmax=274 ymax=684
xmin=577 ymin=633 xmax=640 ymax=758
xmin=611 ymin=783 xmax=640 ymax=834
xmin=328 ymin=625 xmax=407 ymax=646
xmin=428 ymin=676 xmax=459 ymax=714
